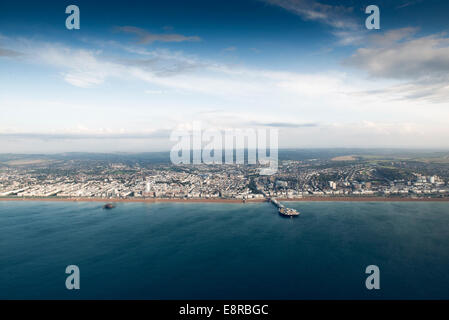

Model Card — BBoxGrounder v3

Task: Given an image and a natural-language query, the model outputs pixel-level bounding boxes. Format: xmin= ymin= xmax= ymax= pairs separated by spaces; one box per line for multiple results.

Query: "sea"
xmin=1 ymin=201 xmax=448 ymax=299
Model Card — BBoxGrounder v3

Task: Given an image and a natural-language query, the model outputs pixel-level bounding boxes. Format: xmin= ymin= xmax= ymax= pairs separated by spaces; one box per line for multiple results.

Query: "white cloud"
xmin=345 ymin=28 xmax=449 ymax=102
xmin=116 ymin=26 xmax=201 ymax=44
xmin=262 ymin=0 xmax=356 ymax=29
xmin=346 ymin=29 xmax=449 ymax=79
xmin=0 ymin=47 xmax=22 ymax=57
xmin=1 ymin=35 xmax=449 ymax=151
xmin=332 ymin=30 xmax=366 ymax=46
xmin=30 ymin=45 xmax=121 ymax=88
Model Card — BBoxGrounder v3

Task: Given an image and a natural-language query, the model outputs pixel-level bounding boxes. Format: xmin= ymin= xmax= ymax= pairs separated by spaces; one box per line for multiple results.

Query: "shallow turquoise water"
xmin=0 ymin=201 xmax=448 ymax=299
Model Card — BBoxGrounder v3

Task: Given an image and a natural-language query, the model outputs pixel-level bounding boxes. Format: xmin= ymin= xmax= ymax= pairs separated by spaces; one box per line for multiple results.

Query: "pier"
xmin=269 ymin=198 xmax=300 ymax=217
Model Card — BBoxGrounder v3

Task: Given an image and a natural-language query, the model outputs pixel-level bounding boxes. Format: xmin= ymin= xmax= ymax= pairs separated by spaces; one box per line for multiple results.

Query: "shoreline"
xmin=0 ymin=197 xmax=448 ymax=203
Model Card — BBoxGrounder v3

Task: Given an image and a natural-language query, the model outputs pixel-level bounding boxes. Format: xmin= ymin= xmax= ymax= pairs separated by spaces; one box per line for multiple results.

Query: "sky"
xmin=1 ymin=0 xmax=449 ymax=153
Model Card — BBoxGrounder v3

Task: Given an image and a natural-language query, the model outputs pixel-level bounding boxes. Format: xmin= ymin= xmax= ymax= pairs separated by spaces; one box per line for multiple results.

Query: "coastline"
xmin=280 ymin=196 xmax=449 ymax=202
xmin=0 ymin=196 xmax=448 ymax=203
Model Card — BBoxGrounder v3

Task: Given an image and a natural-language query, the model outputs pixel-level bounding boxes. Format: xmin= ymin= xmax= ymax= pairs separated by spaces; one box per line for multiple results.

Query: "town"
xmin=0 ymin=152 xmax=448 ymax=200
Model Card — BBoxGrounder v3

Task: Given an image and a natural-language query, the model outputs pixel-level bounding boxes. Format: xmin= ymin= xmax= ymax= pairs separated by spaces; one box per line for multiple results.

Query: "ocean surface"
xmin=1 ymin=201 xmax=448 ymax=299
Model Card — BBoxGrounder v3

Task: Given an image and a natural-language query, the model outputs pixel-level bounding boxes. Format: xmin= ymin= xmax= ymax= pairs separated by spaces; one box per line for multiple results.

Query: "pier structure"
xmin=269 ymin=198 xmax=300 ymax=217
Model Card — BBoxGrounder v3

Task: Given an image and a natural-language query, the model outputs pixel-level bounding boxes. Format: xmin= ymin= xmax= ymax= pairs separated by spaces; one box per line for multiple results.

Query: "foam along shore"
xmin=0 ymin=196 xmax=448 ymax=202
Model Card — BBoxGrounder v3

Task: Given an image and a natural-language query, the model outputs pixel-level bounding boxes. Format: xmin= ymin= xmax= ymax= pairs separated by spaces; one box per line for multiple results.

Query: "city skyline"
xmin=1 ymin=0 xmax=449 ymax=152
xmin=1 ymin=149 xmax=448 ymax=200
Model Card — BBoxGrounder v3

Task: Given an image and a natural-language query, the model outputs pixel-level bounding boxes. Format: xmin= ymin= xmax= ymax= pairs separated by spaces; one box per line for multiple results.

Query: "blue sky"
xmin=1 ymin=0 xmax=449 ymax=152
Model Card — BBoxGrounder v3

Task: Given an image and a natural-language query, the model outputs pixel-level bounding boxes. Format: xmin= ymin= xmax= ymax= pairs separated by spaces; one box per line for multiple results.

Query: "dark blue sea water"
xmin=1 ymin=201 xmax=448 ymax=299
